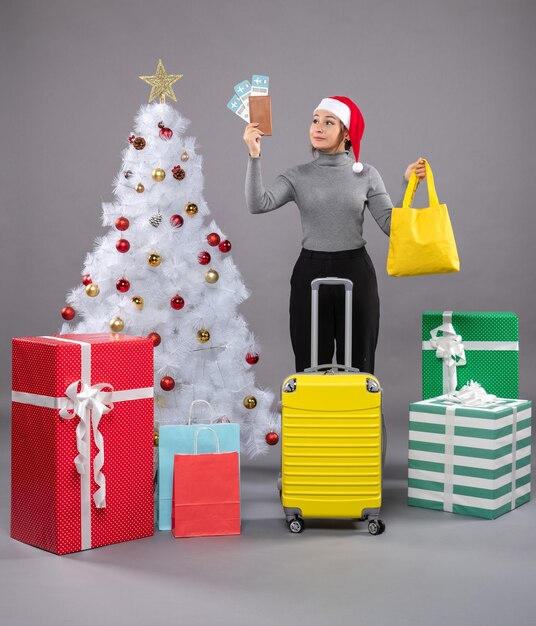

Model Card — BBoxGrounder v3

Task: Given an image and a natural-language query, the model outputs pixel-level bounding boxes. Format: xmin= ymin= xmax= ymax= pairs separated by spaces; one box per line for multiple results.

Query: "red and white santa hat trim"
xmin=314 ymin=96 xmax=365 ymax=173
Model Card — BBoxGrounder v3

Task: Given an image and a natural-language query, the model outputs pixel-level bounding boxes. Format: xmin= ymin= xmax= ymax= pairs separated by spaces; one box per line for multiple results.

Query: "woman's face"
xmin=310 ymin=110 xmax=347 ymax=153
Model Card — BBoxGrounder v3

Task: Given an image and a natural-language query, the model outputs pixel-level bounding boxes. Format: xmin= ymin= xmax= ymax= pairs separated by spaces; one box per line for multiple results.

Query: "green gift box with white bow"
xmin=408 ymin=395 xmax=531 ymax=519
xmin=422 ymin=311 xmax=519 ymax=400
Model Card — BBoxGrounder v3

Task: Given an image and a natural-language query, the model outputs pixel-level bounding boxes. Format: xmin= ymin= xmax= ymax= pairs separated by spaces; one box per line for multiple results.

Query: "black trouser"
xmin=289 ymin=247 xmax=380 ymax=373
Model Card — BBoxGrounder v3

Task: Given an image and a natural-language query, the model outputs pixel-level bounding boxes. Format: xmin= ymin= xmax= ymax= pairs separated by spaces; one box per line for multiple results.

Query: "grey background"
xmin=1 ymin=1 xmax=535 ymax=624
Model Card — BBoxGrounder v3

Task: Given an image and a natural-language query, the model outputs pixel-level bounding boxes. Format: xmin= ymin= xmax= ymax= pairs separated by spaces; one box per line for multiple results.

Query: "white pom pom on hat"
xmin=315 ymin=96 xmax=365 ymax=174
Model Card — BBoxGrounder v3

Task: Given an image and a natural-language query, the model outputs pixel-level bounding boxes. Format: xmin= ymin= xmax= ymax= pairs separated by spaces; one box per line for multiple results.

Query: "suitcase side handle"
xmin=311 ymin=278 xmax=353 ymax=369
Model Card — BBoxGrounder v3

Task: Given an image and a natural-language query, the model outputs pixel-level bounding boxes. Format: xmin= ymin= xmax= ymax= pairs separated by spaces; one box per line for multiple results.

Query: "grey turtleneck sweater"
xmin=246 ymin=151 xmax=397 ymax=252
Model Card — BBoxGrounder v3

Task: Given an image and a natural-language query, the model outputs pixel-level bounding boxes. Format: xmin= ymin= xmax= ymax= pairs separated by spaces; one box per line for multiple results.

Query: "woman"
xmin=244 ymin=95 xmax=425 ymax=374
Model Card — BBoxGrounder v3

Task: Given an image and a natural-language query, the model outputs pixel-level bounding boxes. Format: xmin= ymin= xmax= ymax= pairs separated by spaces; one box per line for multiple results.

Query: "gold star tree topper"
xmin=139 ymin=59 xmax=183 ymax=103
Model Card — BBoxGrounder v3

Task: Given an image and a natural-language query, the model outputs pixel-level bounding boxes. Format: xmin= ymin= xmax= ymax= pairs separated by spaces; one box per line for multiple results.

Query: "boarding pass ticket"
xmin=227 ymin=75 xmax=269 ymax=122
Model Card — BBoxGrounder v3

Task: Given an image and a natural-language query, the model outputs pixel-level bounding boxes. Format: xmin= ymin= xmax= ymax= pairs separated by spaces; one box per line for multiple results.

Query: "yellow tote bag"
xmin=386 ymin=159 xmax=460 ymax=277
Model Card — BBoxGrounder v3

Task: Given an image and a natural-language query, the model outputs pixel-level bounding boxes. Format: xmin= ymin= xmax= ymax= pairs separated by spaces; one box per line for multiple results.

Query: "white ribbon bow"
xmin=445 ymin=380 xmax=497 ymax=406
xmin=430 ymin=322 xmax=466 ymax=393
xmin=59 ymin=380 xmax=114 ymax=509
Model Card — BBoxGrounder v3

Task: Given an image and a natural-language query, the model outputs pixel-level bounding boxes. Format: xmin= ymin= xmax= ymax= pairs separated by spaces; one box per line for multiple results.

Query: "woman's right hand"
xmin=243 ymin=122 xmax=263 ymax=158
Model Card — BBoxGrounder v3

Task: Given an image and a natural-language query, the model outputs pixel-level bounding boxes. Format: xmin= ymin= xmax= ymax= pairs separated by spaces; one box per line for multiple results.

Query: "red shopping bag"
xmin=172 ymin=427 xmax=240 ymax=538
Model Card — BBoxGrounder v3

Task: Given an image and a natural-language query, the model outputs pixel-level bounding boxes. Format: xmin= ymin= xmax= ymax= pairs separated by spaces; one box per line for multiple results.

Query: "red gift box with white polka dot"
xmin=11 ymin=333 xmax=155 ymax=555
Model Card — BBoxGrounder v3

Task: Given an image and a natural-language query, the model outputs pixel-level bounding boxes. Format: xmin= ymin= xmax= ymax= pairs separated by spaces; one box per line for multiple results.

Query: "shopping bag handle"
xmin=402 ymin=158 xmax=440 ymax=208
xmin=188 ymin=399 xmax=215 ymax=425
xmin=193 ymin=427 xmax=220 ymax=454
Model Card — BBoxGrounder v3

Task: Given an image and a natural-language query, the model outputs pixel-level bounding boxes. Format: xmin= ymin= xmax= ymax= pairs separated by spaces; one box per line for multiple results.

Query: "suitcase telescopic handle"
xmin=310 ymin=277 xmax=354 ymax=371
xmin=304 ymin=364 xmax=360 ymax=373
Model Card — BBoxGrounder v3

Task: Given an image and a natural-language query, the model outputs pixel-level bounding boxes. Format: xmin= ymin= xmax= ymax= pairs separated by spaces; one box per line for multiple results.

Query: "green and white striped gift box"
xmin=408 ymin=397 xmax=531 ymax=519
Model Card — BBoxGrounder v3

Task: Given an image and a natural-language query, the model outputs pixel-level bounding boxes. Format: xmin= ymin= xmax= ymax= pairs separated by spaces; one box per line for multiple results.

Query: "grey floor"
xmin=2 ymin=416 xmax=535 ymax=626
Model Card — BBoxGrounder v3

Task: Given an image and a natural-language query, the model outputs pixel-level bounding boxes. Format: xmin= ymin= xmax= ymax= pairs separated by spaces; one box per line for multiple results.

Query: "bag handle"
xmin=193 ymin=427 xmax=220 ymax=454
xmin=402 ymin=158 xmax=440 ymax=208
xmin=188 ymin=399 xmax=215 ymax=425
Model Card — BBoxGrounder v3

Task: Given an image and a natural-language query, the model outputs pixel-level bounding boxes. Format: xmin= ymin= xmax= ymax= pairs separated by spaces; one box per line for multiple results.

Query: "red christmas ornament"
xmin=198 ymin=251 xmax=211 ymax=265
xmin=115 ymin=216 xmax=129 ymax=231
xmin=159 ymin=124 xmax=173 ymax=140
xmin=128 ymin=134 xmax=135 ymax=144
xmin=246 ymin=352 xmax=260 ymax=365
xmin=61 ymin=306 xmax=76 ymax=321
xmin=169 ymin=214 xmax=184 ymax=228
xmin=116 ymin=277 xmax=130 ymax=293
xmin=170 ymin=295 xmax=185 ymax=310
xmin=160 ymin=376 xmax=175 ymax=391
xmin=265 ymin=432 xmax=279 ymax=446
xmin=219 ymin=240 xmax=232 ymax=253
xmin=116 ymin=238 xmax=130 ymax=253
xmin=207 ymin=232 xmax=221 ymax=247
xmin=81 ymin=274 xmax=92 ymax=286
xmin=147 ymin=332 xmax=161 ymax=347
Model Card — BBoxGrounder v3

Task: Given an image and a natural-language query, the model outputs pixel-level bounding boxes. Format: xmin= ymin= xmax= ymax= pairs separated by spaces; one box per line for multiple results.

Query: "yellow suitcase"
xmin=280 ymin=278 xmax=385 ymax=535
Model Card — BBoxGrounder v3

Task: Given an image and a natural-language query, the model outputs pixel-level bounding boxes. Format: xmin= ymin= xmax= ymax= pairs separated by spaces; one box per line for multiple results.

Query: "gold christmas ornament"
xmin=85 ymin=283 xmax=100 ymax=297
xmin=131 ymin=295 xmax=144 ymax=309
xmin=110 ymin=316 xmax=125 ymax=332
xmin=181 ymin=151 xmax=189 ymax=162
xmin=148 ymin=252 xmax=162 ymax=267
xmin=139 ymin=58 xmax=183 ymax=104
xmin=205 ymin=268 xmax=219 ymax=284
xmin=185 ymin=202 xmax=198 ymax=216
xmin=136 ymin=183 xmax=145 ymax=193
xmin=152 ymin=167 xmax=166 ymax=182
xmin=154 ymin=431 xmax=159 ymax=447
xmin=197 ymin=328 xmax=210 ymax=343
xmin=243 ymin=396 xmax=258 ymax=410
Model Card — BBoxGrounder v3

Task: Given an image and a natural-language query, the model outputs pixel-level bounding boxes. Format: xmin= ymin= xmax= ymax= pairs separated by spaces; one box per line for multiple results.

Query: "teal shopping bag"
xmin=157 ymin=400 xmax=240 ymax=530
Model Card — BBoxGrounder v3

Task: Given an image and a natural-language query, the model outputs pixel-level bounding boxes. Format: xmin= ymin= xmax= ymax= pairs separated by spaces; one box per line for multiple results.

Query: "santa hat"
xmin=314 ymin=96 xmax=365 ymax=173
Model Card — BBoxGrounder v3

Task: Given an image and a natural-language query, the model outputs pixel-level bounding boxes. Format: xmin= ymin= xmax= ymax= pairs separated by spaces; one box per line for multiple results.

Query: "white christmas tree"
xmin=60 ymin=60 xmax=279 ymax=456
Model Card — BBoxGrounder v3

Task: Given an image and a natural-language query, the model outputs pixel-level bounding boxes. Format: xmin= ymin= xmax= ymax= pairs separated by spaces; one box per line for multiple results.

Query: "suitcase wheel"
xmin=288 ymin=516 xmax=305 ymax=534
xmin=368 ymin=519 xmax=385 ymax=536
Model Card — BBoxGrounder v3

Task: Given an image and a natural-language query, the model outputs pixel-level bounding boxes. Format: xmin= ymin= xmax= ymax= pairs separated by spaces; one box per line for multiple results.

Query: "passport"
xmin=249 ymin=95 xmax=272 ymax=136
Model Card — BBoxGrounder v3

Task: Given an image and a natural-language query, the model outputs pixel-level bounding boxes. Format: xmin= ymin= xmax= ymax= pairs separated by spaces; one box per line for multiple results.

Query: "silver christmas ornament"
xmin=149 ymin=212 xmax=163 ymax=227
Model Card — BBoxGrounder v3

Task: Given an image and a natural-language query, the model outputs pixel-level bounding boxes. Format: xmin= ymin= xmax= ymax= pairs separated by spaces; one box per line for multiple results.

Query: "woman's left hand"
xmin=404 ymin=159 xmax=427 ymax=182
